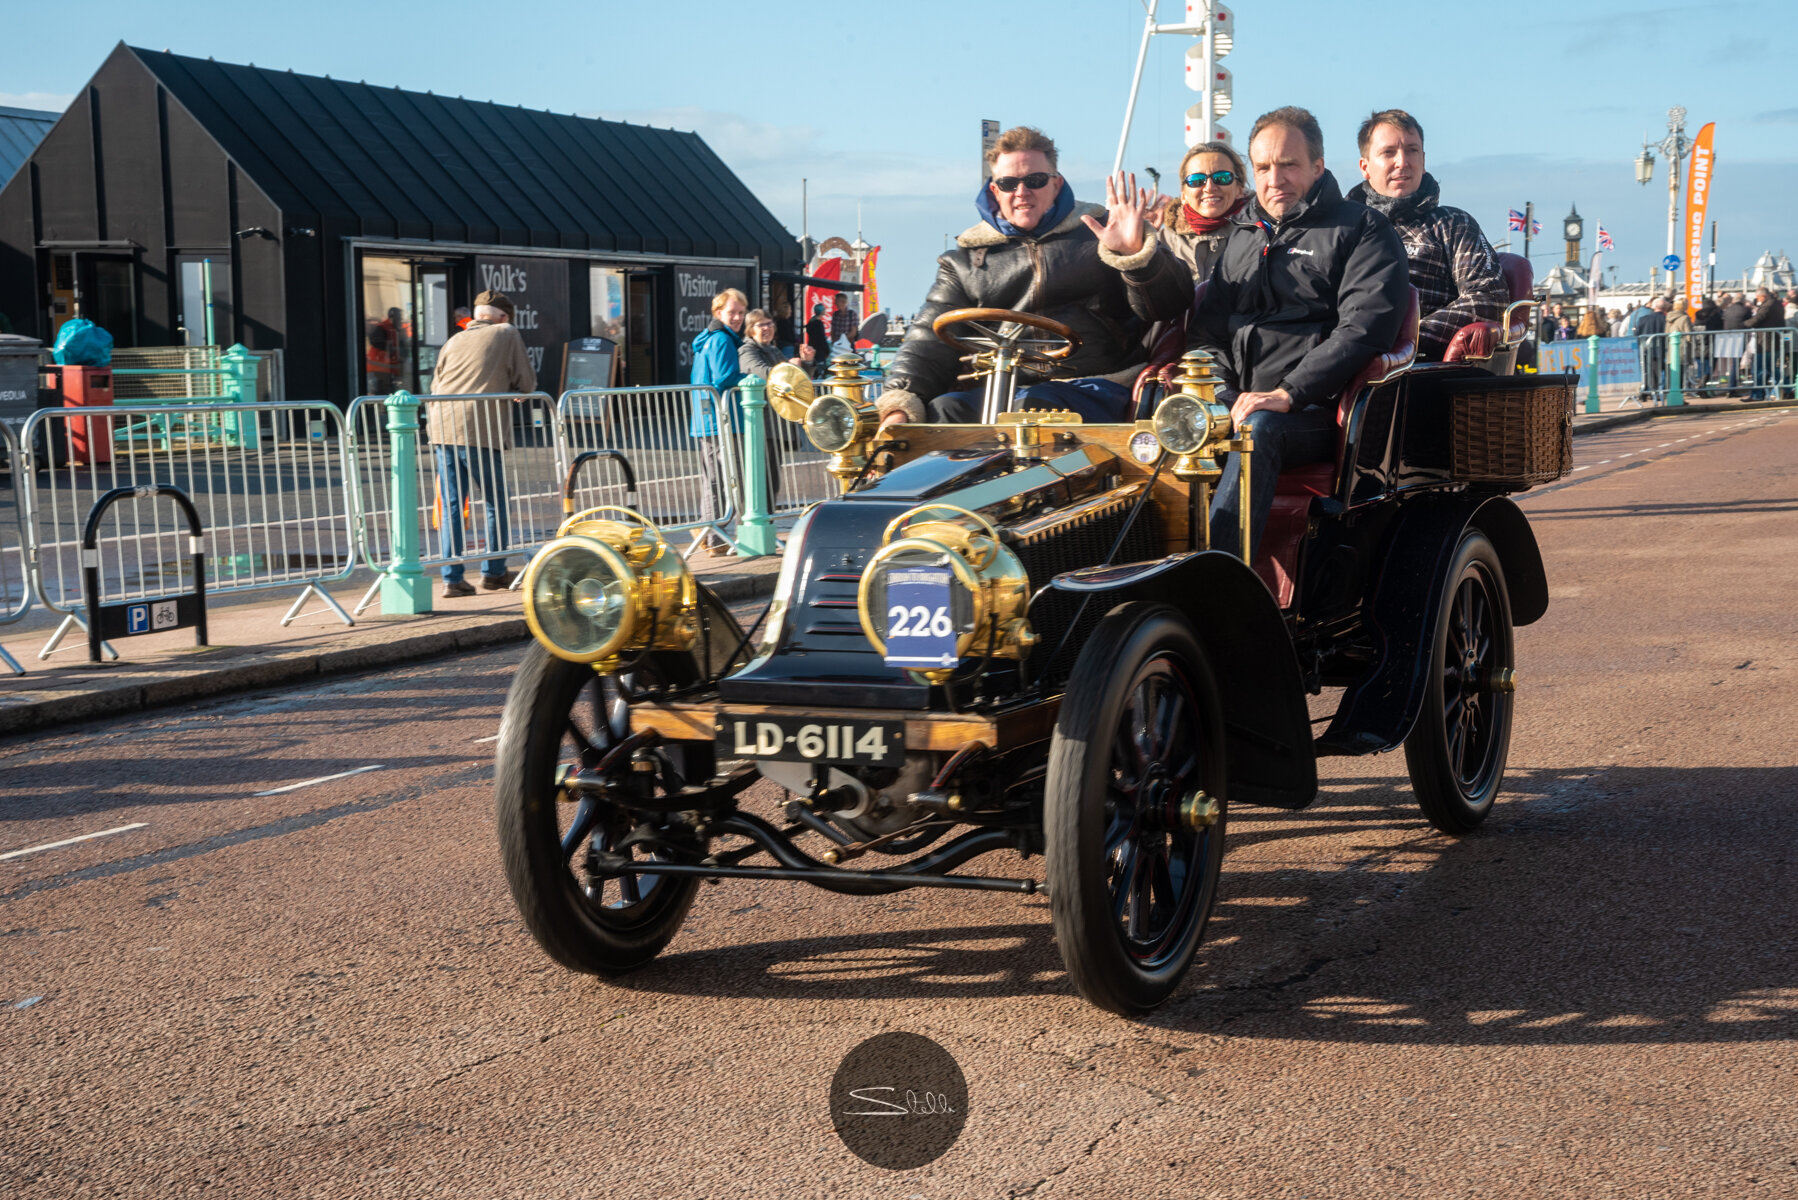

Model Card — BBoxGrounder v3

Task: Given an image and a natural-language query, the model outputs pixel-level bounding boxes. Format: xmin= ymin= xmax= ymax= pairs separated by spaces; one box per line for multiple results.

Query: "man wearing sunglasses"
xmin=875 ymin=126 xmax=1185 ymax=426
xmin=1345 ymin=109 xmax=1508 ymax=361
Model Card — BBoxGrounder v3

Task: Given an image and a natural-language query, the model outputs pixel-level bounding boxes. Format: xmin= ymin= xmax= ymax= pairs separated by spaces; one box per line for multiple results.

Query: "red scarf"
xmin=1182 ymin=197 xmax=1246 ymax=234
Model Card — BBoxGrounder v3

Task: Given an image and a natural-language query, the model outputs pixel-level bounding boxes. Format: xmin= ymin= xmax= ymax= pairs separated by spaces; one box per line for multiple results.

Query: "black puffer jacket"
xmin=880 ymin=204 xmax=1186 ymax=421
xmin=1121 ymin=170 xmax=1411 ymax=410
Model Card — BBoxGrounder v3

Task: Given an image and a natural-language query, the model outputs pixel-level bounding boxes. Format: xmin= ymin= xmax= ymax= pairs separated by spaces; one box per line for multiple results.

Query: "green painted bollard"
xmin=1584 ymin=334 xmax=1601 ymax=415
xmin=380 ymin=390 xmax=433 ymax=614
xmin=220 ymin=343 xmax=261 ymax=449
xmin=1666 ymin=330 xmax=1684 ymax=406
xmin=733 ymin=376 xmax=780 ymax=558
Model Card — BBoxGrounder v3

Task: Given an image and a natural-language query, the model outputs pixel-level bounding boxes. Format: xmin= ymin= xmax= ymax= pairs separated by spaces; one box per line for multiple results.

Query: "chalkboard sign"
xmin=563 ymin=337 xmax=617 ymax=393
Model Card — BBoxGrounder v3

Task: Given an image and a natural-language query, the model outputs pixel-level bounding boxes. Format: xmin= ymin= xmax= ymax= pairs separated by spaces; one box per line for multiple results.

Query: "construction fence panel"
xmin=1658 ymin=328 xmax=1795 ymax=402
xmin=348 ymin=392 xmax=566 ymax=597
xmin=20 ymin=402 xmax=357 ymax=619
xmin=0 ymin=420 xmax=31 ymax=625
xmin=556 ymin=386 xmax=742 ymax=547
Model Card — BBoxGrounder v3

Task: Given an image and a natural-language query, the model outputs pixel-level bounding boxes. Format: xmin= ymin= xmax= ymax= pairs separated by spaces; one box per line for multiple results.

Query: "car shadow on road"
xmin=627 ymin=763 xmax=1798 ymax=1047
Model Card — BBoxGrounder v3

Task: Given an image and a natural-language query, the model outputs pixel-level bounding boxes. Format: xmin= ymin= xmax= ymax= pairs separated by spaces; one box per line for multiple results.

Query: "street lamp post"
xmin=1635 ymin=107 xmax=1689 ymax=298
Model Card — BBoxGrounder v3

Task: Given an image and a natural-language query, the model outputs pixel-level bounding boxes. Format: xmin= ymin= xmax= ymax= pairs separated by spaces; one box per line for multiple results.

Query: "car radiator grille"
xmin=1010 ymin=501 xmax=1164 ymax=690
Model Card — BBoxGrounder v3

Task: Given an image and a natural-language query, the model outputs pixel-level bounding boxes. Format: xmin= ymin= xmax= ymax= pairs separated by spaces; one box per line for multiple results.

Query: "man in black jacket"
xmin=876 ymin=126 xmax=1184 ymax=425
xmin=1345 ymin=109 xmax=1507 ymax=360
xmin=1113 ymin=106 xmax=1409 ymax=558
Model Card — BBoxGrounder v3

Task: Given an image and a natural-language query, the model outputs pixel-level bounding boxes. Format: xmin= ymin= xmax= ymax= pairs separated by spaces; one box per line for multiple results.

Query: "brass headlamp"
xmin=1150 ymin=350 xmax=1234 ymax=470
xmin=1148 ymin=350 xmax=1254 ymax=557
xmin=856 ymin=503 xmax=1035 ymax=683
xmin=768 ymin=356 xmax=880 ymax=490
xmin=521 ymin=506 xmax=698 ymax=668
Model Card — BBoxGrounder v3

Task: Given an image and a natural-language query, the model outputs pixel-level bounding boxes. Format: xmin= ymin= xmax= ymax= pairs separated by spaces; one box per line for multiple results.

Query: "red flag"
xmin=803 ymin=257 xmax=842 ymax=331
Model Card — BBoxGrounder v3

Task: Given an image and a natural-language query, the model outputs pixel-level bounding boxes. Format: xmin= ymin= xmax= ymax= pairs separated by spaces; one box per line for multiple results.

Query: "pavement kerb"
xmin=0 ymin=567 xmax=778 ymax=739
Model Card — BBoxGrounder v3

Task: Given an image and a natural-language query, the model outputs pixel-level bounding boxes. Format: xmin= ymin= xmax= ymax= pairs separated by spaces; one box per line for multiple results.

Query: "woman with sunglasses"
xmin=1161 ymin=141 xmax=1250 ymax=280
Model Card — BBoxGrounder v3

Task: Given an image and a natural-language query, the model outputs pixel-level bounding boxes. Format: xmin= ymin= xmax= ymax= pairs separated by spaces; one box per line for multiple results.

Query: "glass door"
xmin=176 ymin=255 xmax=233 ymax=348
xmin=77 ymin=254 xmax=139 ymax=348
xmin=360 ymin=255 xmax=463 ymax=395
xmin=625 ymin=272 xmax=656 ymax=388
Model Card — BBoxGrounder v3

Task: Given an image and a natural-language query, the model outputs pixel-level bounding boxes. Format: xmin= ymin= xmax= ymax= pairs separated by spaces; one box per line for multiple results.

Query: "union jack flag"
xmin=1531 ymin=217 xmax=1542 ymax=236
xmin=1508 ymin=208 xmax=1527 ymax=231
xmin=1597 ymin=224 xmax=1615 ymax=252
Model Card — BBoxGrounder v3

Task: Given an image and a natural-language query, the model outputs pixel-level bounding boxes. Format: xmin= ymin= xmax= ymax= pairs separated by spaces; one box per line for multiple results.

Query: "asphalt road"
xmin=3 ymin=407 xmax=1795 ymax=1199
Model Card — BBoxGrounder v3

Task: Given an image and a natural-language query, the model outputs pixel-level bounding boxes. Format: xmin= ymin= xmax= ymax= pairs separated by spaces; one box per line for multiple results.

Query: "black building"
xmin=0 ymin=44 xmax=801 ymax=404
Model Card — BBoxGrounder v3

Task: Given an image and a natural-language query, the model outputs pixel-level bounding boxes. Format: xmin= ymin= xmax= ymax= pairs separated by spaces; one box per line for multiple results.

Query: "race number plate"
xmin=717 ymin=714 xmax=904 ymax=768
xmin=882 ymin=566 xmax=957 ymax=669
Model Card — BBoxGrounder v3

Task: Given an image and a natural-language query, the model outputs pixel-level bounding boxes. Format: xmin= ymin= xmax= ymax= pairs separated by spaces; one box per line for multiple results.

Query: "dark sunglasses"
xmin=992 ymin=172 xmax=1057 ymax=192
xmin=1183 ymin=170 xmax=1237 ymax=188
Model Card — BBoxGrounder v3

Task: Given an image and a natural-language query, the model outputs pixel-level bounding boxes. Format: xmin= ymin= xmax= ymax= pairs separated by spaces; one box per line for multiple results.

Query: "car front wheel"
xmin=1044 ymin=602 xmax=1228 ymax=1014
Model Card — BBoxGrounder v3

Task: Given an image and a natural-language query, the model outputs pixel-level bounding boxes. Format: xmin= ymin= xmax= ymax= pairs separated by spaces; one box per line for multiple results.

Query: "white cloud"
xmin=0 ymin=92 xmax=74 ymax=113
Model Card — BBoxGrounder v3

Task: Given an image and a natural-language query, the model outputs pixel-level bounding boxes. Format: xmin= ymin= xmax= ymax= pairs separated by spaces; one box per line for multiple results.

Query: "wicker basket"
xmin=1451 ymin=380 xmax=1574 ymax=486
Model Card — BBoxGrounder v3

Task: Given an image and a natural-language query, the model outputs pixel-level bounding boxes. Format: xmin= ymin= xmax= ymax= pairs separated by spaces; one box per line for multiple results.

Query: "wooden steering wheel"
xmin=932 ymin=308 xmax=1081 ymax=365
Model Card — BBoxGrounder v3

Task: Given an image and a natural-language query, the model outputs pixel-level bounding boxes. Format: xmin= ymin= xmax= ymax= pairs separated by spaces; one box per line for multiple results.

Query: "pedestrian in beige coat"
xmin=425 ymin=289 xmax=537 ymax=596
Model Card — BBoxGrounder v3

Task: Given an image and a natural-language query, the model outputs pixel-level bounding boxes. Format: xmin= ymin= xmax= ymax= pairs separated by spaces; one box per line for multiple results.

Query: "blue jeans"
xmin=927 ymin=377 xmax=1134 ymax=424
xmin=1209 ymin=405 xmax=1337 ymax=560
xmin=434 ymin=444 xmax=512 ymax=582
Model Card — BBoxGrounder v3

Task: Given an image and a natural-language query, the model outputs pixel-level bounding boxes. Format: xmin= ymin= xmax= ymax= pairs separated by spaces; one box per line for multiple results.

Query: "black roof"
xmin=0 ymin=104 xmax=58 ymax=187
xmin=129 ymin=46 xmax=798 ymax=266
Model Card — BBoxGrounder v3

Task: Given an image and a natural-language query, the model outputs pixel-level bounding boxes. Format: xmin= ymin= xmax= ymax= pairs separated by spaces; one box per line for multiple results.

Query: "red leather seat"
xmin=1442 ymin=253 xmax=1534 ymax=371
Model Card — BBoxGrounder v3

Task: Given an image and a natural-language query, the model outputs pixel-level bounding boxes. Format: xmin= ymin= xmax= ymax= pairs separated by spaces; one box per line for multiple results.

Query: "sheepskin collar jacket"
xmin=881 ymin=202 xmax=1181 ymax=415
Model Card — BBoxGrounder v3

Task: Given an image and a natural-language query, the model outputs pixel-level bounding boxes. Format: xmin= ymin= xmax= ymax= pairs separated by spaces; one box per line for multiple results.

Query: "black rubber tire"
xmin=494 ymin=643 xmax=700 ymax=975
xmin=1044 ymin=603 xmax=1228 ymax=1015
xmin=1403 ymin=530 xmax=1516 ymax=835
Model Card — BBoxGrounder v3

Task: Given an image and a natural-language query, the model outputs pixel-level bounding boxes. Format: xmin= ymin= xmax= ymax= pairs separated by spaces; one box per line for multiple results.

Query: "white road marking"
xmin=1 ymin=823 xmax=148 ymax=862
xmin=252 ymin=765 xmax=385 ymax=797
xmin=472 ymin=734 xmax=500 ymax=744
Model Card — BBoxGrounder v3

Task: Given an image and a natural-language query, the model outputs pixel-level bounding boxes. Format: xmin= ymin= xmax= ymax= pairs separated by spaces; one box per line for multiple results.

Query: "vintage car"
xmin=493 ymin=281 xmax=1573 ymax=1015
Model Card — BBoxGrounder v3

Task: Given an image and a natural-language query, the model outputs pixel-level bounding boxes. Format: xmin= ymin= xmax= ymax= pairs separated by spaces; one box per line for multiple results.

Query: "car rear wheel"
xmin=1045 ymin=602 xmax=1227 ymax=1014
xmin=1404 ymin=530 xmax=1516 ymax=835
xmin=494 ymin=643 xmax=703 ymax=974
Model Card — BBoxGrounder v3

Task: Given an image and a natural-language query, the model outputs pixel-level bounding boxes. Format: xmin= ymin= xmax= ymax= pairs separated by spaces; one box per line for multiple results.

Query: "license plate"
xmin=716 ymin=714 xmax=905 ymax=767
xmin=882 ymin=565 xmax=958 ymax=668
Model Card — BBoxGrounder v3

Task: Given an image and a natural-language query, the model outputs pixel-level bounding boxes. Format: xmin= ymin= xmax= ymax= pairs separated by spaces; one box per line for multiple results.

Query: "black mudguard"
xmin=1051 ymin=551 xmax=1319 ymax=810
xmin=1317 ymin=494 xmax=1547 ymax=757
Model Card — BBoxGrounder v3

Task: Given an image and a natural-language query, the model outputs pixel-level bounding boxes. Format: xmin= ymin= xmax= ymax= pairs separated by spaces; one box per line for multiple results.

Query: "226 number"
xmin=887 ymin=605 xmax=953 ymax=639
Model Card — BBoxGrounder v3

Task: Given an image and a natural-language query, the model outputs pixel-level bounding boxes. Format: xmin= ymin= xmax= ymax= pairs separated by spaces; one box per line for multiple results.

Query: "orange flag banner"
xmin=1684 ymin=122 xmax=1716 ymax=321
xmin=860 ymin=246 xmax=880 ymax=317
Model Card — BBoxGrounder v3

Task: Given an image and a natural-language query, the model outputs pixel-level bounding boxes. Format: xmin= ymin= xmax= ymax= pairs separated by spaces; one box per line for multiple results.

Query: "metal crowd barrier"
xmin=555 ymin=385 xmax=743 ymax=553
xmin=347 ymin=390 xmax=565 ymax=614
xmin=760 ymin=391 xmax=836 ymax=516
xmin=1637 ymin=328 xmax=1795 ymax=405
xmin=0 ymin=420 xmax=31 ymax=673
xmin=19 ymin=401 xmax=358 ymax=659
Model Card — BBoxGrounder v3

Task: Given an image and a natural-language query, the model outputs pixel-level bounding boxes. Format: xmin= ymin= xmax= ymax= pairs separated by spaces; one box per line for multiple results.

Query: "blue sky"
xmin=4 ymin=0 xmax=1794 ymax=312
